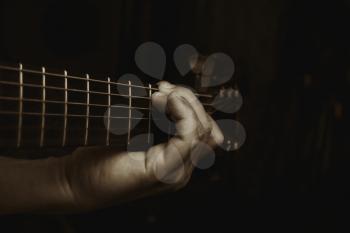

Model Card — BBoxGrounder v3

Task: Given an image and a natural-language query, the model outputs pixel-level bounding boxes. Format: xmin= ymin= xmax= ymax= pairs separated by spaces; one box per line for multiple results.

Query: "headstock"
xmin=188 ymin=54 xmax=245 ymax=152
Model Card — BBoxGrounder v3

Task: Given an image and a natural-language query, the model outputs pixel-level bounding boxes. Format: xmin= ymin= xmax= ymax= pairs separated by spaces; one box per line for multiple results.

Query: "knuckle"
xmin=174 ymin=86 xmax=194 ymax=97
xmin=197 ymin=122 xmax=212 ymax=139
xmin=167 ymin=91 xmax=180 ymax=101
xmin=168 ymin=89 xmax=185 ymax=100
xmin=170 ymin=87 xmax=199 ymax=107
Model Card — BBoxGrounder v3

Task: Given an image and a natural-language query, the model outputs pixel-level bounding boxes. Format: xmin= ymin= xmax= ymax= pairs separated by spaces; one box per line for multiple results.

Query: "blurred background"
xmin=0 ymin=0 xmax=349 ymax=232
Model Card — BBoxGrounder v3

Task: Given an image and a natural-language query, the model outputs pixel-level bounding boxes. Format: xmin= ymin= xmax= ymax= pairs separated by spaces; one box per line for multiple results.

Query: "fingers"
xmin=207 ymin=117 xmax=225 ymax=148
xmin=151 ymin=81 xmax=175 ymax=113
xmin=166 ymin=91 xmax=200 ymax=141
xmin=157 ymin=81 xmax=176 ymax=94
xmin=154 ymin=81 xmax=222 ymax=146
xmin=157 ymin=81 xmax=212 ymax=138
xmin=158 ymin=82 xmax=208 ymax=124
xmin=145 ymin=93 xmax=199 ymax=186
xmin=145 ymin=81 xmax=224 ymax=188
xmin=151 ymin=92 xmax=167 ymax=113
xmin=171 ymin=87 xmax=212 ymax=141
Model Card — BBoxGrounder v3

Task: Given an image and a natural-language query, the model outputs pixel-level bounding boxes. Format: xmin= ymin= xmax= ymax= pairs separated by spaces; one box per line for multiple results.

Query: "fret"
xmin=127 ymin=80 xmax=132 ymax=145
xmin=0 ymin=81 xmax=152 ymax=100
xmin=16 ymin=63 xmax=23 ymax=148
xmin=62 ymin=70 xmax=68 ymax=147
xmin=147 ymin=84 xmax=152 ymax=144
xmin=0 ymin=65 xmax=212 ymax=98
xmin=39 ymin=67 xmax=46 ymax=147
xmin=0 ymin=96 xmax=149 ymax=110
xmin=0 ymin=111 xmax=148 ymax=120
xmin=84 ymin=74 xmax=90 ymax=146
xmin=0 ymin=80 xmax=150 ymax=100
xmin=0 ymin=65 xmax=158 ymax=90
xmin=0 ymin=63 xmax=214 ymax=149
xmin=106 ymin=77 xmax=111 ymax=146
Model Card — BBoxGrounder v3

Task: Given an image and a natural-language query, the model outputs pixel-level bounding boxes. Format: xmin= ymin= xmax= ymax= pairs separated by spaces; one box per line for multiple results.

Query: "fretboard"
xmin=0 ymin=64 xmax=213 ymax=149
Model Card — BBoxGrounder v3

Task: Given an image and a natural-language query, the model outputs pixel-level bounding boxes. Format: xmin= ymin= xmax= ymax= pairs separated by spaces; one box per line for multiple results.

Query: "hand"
xmin=62 ymin=81 xmax=224 ymax=211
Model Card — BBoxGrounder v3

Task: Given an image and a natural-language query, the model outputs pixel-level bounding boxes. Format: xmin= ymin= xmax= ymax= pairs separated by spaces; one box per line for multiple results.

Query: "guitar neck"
xmin=0 ymin=64 xmax=155 ymax=149
xmin=0 ymin=64 xmax=213 ymax=149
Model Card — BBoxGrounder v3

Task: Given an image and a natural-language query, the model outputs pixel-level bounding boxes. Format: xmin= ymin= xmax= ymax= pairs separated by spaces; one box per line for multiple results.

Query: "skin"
xmin=0 ymin=81 xmax=224 ymax=214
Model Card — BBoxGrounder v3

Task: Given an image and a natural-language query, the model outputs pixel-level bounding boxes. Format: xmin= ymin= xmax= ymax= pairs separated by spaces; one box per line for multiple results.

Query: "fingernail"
xmin=157 ymin=81 xmax=175 ymax=89
xmin=163 ymin=83 xmax=174 ymax=88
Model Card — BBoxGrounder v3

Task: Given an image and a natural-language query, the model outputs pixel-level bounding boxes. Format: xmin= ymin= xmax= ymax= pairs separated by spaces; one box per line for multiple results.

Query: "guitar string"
xmin=0 ymin=96 xmax=213 ymax=109
xmin=0 ymin=65 xmax=213 ymax=98
xmin=0 ymin=110 xmax=150 ymax=120
xmin=0 ymin=80 xmax=213 ymax=107
xmin=0 ymin=64 xmax=215 ymax=145
xmin=0 ymin=80 xmax=152 ymax=100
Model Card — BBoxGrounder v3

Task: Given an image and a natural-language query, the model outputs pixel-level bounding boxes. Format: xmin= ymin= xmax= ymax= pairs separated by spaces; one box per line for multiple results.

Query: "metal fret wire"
xmin=0 ymin=80 xmax=214 ymax=106
xmin=127 ymin=81 xmax=132 ymax=145
xmin=84 ymin=74 xmax=90 ymax=146
xmin=0 ymin=64 xmax=214 ymax=147
xmin=40 ymin=67 xmax=46 ymax=147
xmin=147 ymin=84 xmax=152 ymax=144
xmin=0 ymin=111 xmax=149 ymax=120
xmin=0 ymin=96 xmax=157 ymax=110
xmin=16 ymin=64 xmax=23 ymax=147
xmin=0 ymin=64 xmax=213 ymax=98
xmin=0 ymin=80 xmax=151 ymax=100
xmin=62 ymin=70 xmax=68 ymax=147
xmin=106 ymin=77 xmax=111 ymax=146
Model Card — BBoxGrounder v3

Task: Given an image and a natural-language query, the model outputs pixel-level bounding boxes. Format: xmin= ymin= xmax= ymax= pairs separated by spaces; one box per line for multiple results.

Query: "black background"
xmin=0 ymin=0 xmax=349 ymax=232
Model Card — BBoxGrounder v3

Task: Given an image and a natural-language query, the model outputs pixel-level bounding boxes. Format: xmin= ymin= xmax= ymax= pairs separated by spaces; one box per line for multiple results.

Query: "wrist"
xmin=44 ymin=156 xmax=78 ymax=212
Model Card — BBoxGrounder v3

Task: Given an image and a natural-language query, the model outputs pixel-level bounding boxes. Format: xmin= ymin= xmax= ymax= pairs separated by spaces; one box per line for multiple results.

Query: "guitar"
xmin=0 ymin=62 xmax=238 ymax=151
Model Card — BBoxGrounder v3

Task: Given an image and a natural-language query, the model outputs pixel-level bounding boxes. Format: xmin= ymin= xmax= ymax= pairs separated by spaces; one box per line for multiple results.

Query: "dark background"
xmin=0 ymin=0 xmax=349 ymax=232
